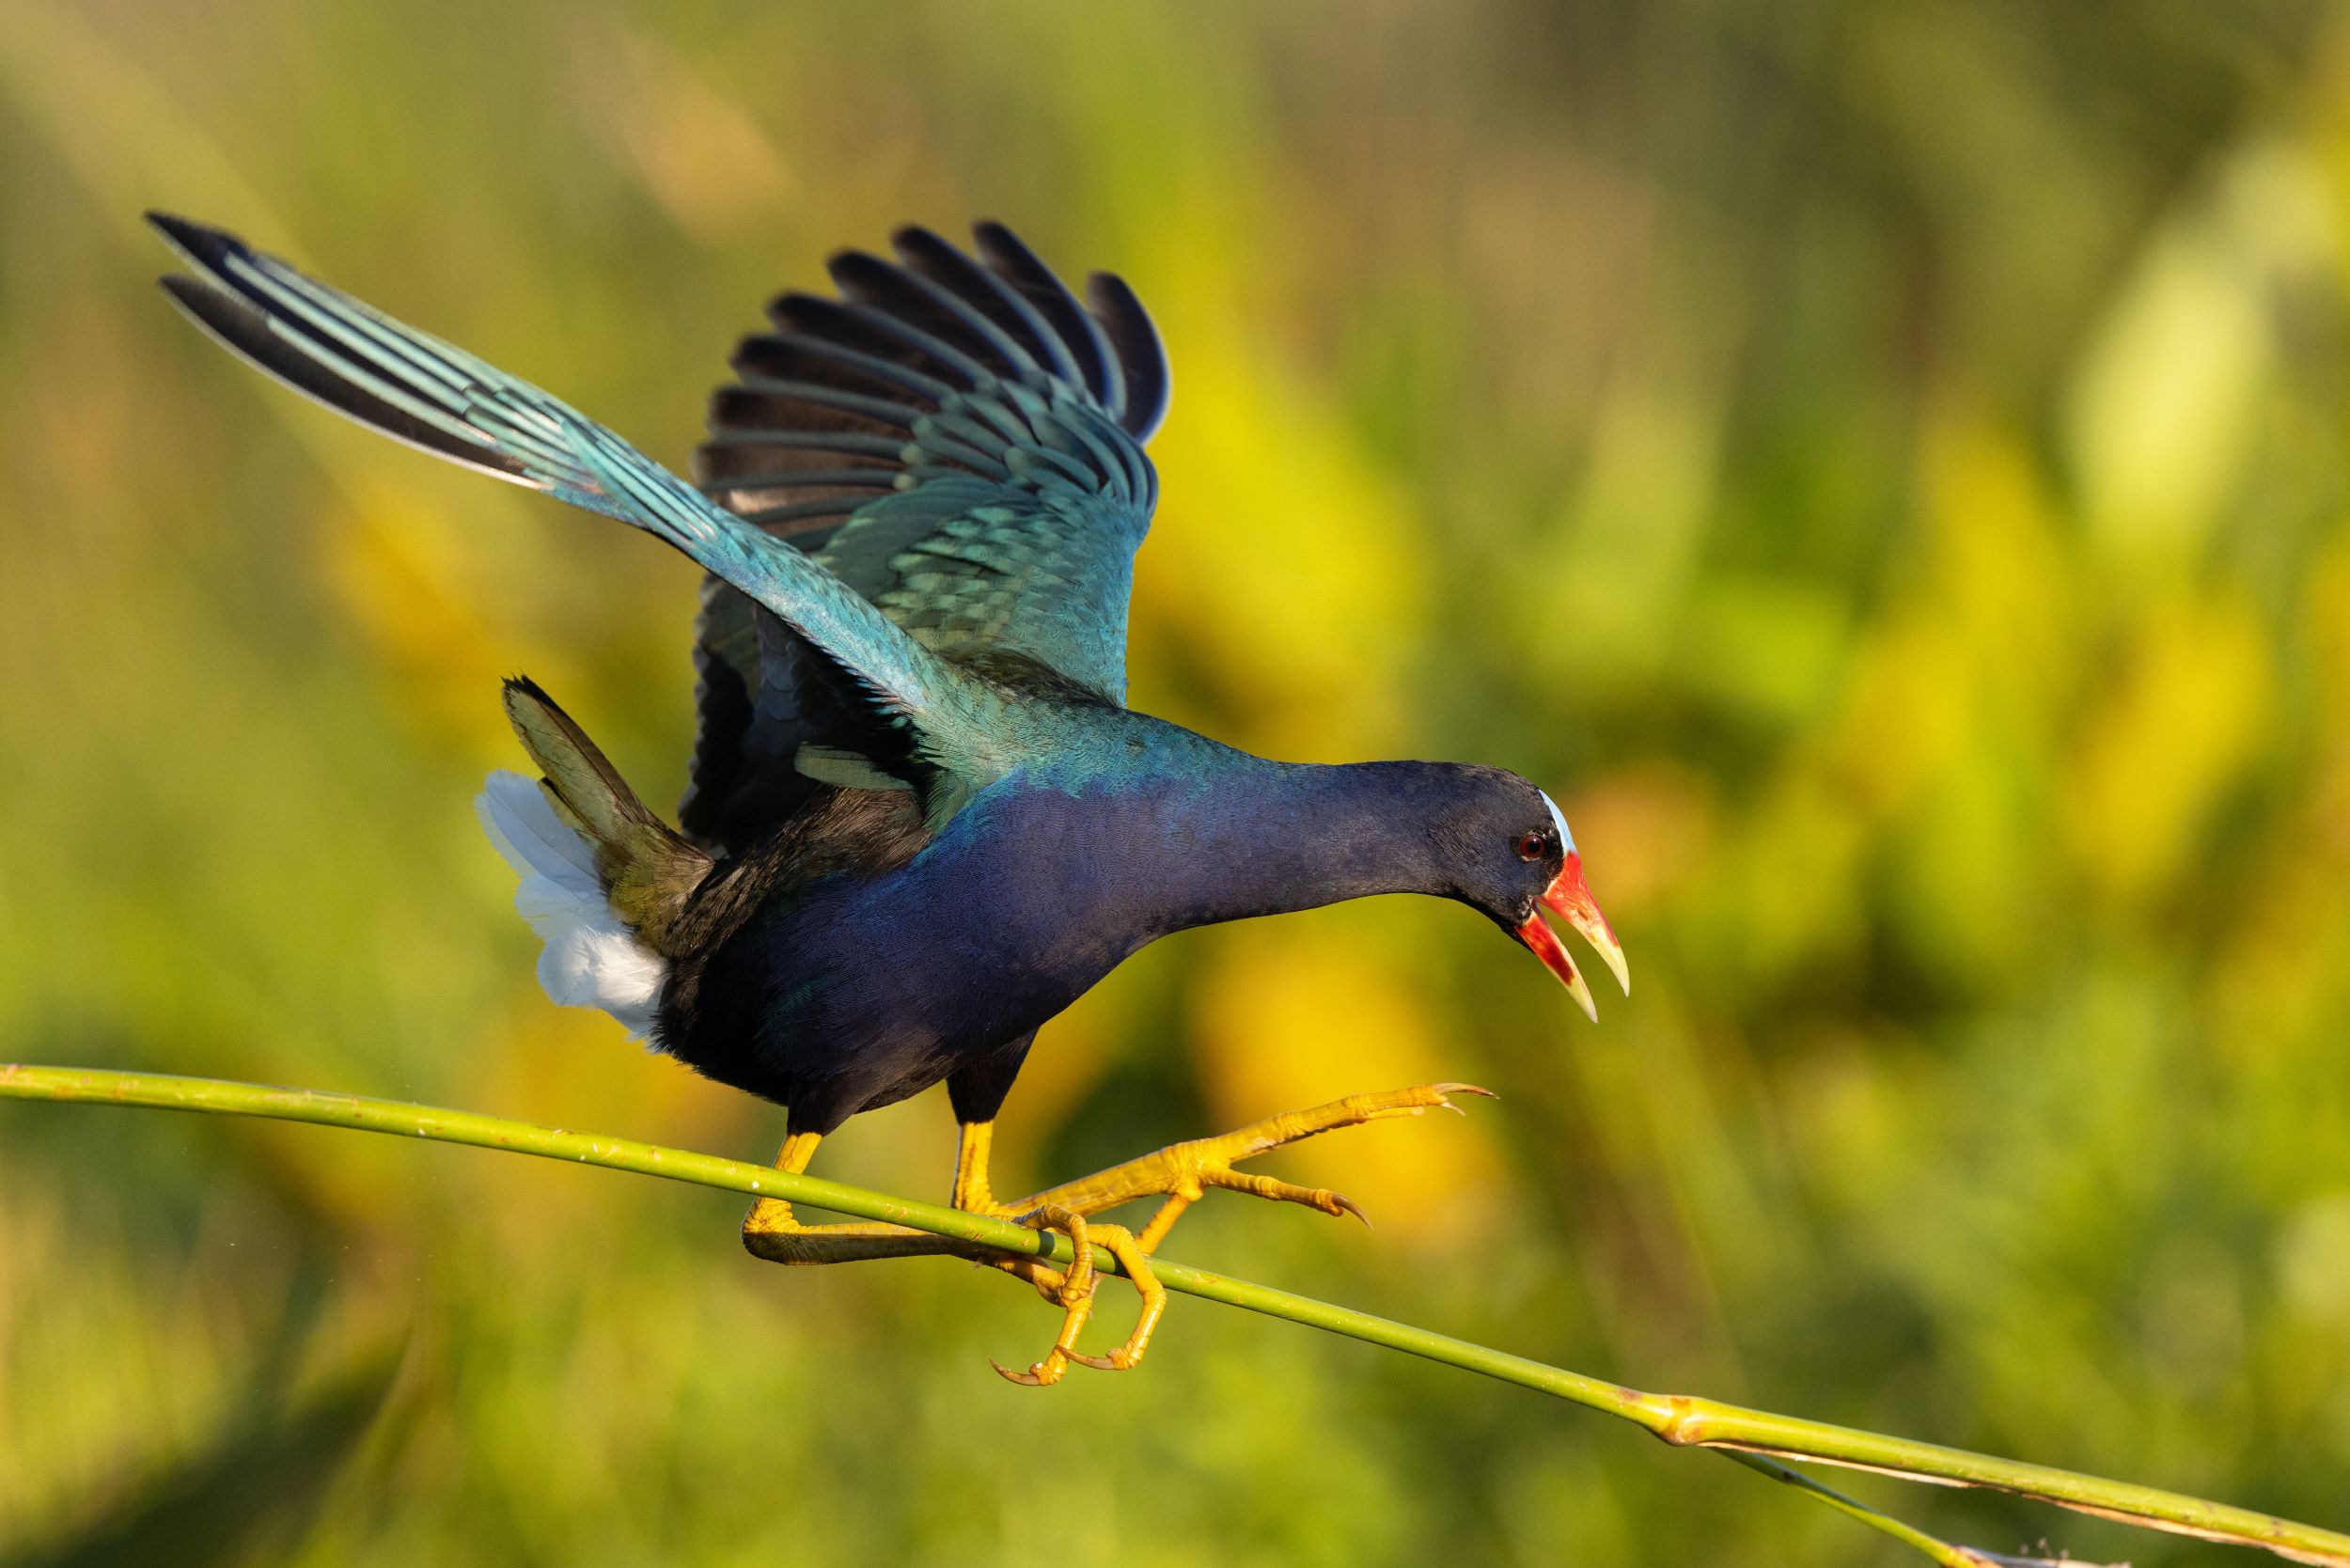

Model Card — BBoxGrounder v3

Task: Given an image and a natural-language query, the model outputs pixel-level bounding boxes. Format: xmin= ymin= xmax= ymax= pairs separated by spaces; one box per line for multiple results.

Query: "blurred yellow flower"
xmin=2065 ymin=589 xmax=2270 ymax=905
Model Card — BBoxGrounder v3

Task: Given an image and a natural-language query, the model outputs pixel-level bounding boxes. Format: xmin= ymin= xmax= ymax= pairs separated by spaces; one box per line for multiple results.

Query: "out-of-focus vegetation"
xmin=3 ymin=2 xmax=2348 ymax=1562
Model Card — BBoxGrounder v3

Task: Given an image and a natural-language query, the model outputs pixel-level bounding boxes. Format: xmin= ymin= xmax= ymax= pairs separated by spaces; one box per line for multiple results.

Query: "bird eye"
xmin=1515 ymin=831 xmax=1547 ymax=862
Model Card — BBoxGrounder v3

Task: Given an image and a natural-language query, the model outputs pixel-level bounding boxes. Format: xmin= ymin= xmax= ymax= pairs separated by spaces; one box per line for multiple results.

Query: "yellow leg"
xmin=951 ymin=1119 xmax=1009 ymax=1212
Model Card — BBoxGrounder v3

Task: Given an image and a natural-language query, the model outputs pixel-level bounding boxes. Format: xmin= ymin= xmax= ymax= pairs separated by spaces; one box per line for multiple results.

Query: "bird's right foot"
xmin=1010 ymin=1082 xmax=1496 ymax=1255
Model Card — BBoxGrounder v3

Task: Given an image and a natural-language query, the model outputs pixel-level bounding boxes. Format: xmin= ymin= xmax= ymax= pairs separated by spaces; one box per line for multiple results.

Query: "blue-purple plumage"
xmin=148 ymin=212 xmax=1622 ymax=1147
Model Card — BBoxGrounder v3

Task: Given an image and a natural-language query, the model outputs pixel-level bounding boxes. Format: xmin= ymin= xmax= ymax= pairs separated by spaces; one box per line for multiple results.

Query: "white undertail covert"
xmin=476 ymin=770 xmax=666 ymax=1039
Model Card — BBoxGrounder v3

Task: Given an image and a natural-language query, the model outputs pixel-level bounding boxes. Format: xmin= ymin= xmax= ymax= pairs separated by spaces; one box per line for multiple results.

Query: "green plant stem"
xmin=6 ymin=1062 xmax=2342 ymax=1566
xmin=1724 ymin=1451 xmax=1991 ymax=1568
xmin=1721 ymin=1451 xmax=2089 ymax=1568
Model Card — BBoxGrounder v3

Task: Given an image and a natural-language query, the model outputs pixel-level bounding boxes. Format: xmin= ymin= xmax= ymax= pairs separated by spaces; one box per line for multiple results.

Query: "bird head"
xmin=1430 ymin=769 xmax=1628 ymax=1022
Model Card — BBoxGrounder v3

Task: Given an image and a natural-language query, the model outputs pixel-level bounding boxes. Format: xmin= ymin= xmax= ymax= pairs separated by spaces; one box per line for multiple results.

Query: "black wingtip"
xmin=1087 ymin=271 xmax=1169 ymax=442
xmin=889 ymin=223 xmax=948 ymax=256
xmin=155 ymin=271 xmax=227 ymax=315
xmin=968 ymin=219 xmax=1119 ymax=408
xmin=154 ymin=271 xmax=269 ymax=354
xmin=146 ymin=211 xmax=243 ymax=272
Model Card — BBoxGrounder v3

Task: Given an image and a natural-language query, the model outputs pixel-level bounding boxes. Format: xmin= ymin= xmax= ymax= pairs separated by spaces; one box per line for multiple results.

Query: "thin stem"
xmin=1721 ymin=1452 xmax=2092 ymax=1568
xmin=5 ymin=1062 xmax=2343 ymax=1567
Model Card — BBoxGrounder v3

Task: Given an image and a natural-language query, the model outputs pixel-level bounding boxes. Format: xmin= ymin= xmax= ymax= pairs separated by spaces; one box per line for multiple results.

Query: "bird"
xmin=148 ymin=211 xmax=1628 ymax=1386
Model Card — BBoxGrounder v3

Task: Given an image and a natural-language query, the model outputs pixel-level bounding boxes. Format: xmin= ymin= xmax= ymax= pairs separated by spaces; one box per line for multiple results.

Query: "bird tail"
xmin=475 ymin=678 xmax=712 ymax=1038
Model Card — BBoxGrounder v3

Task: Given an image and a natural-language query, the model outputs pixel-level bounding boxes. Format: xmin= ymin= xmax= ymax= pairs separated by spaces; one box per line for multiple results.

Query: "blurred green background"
xmin=5 ymin=2 xmax=2350 ymax=1562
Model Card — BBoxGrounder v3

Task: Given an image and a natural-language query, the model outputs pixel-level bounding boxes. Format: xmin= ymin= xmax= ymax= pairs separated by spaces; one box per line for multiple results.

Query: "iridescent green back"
xmin=685 ymin=223 xmax=1168 ymax=854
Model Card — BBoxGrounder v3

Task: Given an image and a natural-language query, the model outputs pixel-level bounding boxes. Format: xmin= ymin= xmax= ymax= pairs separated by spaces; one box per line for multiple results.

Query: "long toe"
xmin=1065 ymin=1225 xmax=1165 ymax=1373
xmin=991 ymin=1204 xmax=1097 ymax=1389
xmin=1202 ymin=1167 xmax=1371 ymax=1227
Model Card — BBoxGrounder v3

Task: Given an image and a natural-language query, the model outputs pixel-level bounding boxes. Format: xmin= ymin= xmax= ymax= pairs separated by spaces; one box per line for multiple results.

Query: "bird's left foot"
xmin=988 ymin=1205 xmax=1165 ymax=1387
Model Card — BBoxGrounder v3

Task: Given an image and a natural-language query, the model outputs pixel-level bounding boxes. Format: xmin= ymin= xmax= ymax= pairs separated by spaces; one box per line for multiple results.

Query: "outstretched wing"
xmin=148 ymin=212 xmax=1010 ymax=808
xmin=682 ymin=223 xmax=1167 ymax=851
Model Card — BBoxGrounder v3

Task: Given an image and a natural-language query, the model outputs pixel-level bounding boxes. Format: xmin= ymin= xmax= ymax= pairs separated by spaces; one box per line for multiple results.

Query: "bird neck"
xmin=1142 ymin=760 xmax=1454 ymax=935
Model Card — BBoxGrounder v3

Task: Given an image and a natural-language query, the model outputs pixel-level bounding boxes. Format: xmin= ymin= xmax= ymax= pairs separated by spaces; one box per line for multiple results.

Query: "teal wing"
xmin=147 ymin=212 xmax=1010 ymax=806
xmin=683 ymin=223 xmax=1167 ymax=851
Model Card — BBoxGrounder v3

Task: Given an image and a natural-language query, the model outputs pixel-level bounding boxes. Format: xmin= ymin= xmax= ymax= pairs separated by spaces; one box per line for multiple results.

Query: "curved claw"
xmin=991 ymin=1356 xmax=1063 ymax=1388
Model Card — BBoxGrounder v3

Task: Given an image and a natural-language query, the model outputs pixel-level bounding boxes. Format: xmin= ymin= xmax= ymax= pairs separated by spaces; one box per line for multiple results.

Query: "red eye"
xmin=1515 ymin=832 xmax=1546 ymax=862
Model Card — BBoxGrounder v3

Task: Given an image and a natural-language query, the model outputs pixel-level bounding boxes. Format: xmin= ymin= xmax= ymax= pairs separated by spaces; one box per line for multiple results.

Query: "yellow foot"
xmin=1013 ymin=1082 xmax=1496 ymax=1254
xmin=989 ymin=1205 xmax=1165 ymax=1388
xmin=741 ymin=1088 xmax=1490 ymax=1388
xmin=742 ymin=1200 xmax=937 ymax=1265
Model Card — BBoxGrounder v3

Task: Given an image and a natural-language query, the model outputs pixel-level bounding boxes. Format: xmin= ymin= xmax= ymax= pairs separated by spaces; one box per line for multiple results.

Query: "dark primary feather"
xmin=157 ymin=274 xmax=528 ymax=481
xmin=971 ymin=223 xmax=1119 ymax=411
xmin=684 ymin=224 xmax=1171 ymax=855
xmin=1084 ymin=271 xmax=1171 ymax=444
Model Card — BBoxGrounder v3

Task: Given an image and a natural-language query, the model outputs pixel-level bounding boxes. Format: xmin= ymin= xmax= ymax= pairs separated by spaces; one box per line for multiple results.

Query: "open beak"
xmin=1512 ymin=853 xmax=1629 ymax=1023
